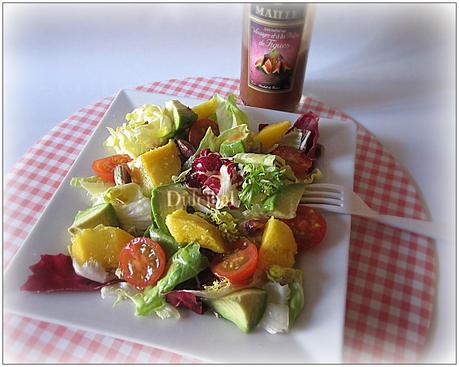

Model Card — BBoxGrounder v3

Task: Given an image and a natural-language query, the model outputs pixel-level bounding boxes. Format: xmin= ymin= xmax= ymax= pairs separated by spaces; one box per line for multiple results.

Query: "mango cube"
xmin=254 ymin=120 xmax=291 ymax=152
xmin=258 ymin=217 xmax=297 ymax=271
xmin=70 ymin=225 xmax=134 ymax=268
xmin=166 ymin=209 xmax=228 ymax=253
xmin=130 ymin=140 xmax=182 ymax=195
xmin=191 ymin=98 xmax=218 ymax=120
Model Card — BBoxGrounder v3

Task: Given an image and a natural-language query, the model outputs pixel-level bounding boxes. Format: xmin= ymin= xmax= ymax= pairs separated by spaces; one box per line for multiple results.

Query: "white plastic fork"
xmin=300 ymin=183 xmax=448 ymax=239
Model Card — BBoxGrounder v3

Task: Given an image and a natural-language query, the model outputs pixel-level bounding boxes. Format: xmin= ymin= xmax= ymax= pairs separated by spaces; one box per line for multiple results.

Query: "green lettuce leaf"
xmin=288 ymin=281 xmax=304 ymax=325
xmin=196 ymin=126 xmax=221 ymax=153
xmin=103 ymin=182 xmax=144 ymax=203
xmin=172 ymin=167 xmax=192 ymax=184
xmin=278 ymin=129 xmax=303 ymax=150
xmin=267 ymin=265 xmax=304 ymax=326
xmin=183 ymin=125 xmax=252 ymax=169
xmin=105 ymin=104 xmax=175 ymax=158
xmin=103 ymin=183 xmax=152 ymax=234
xmin=148 ymin=225 xmax=179 ymax=259
xmin=267 ymin=265 xmax=303 ymax=284
xmin=134 ymin=243 xmax=209 ymax=316
xmin=259 ymin=281 xmax=291 ymax=334
xmin=214 ymin=94 xmax=248 ymax=132
xmin=303 ymin=168 xmax=322 ymax=184
xmin=182 ymin=127 xmax=219 ymax=170
xmin=70 ymin=176 xmax=114 ymax=203
xmin=72 ymin=179 xmax=151 ymax=234
xmin=233 ymin=153 xmax=281 ymax=167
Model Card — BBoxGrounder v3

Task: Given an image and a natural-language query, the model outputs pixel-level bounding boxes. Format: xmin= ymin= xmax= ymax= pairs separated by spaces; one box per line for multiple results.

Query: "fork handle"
xmin=368 ymin=214 xmax=449 ymax=239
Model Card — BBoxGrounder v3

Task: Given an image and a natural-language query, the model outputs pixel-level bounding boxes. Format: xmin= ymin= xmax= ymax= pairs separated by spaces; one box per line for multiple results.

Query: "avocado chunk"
xmin=263 ymin=183 xmax=306 ymax=219
xmin=151 ymin=183 xmax=189 ymax=234
xmin=68 ymin=203 xmax=120 ymax=235
xmin=219 ymin=126 xmax=251 ymax=157
xmin=220 ymin=140 xmax=245 ymax=157
xmin=205 ymin=288 xmax=268 ymax=333
xmin=165 ymin=100 xmax=197 ymax=132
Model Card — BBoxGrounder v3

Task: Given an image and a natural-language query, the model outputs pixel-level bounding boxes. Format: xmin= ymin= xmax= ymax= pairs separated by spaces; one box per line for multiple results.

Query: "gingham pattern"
xmin=4 ymin=77 xmax=435 ymax=363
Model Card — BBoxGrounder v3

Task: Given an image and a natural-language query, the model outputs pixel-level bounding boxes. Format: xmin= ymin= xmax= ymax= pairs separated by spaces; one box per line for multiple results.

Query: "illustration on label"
xmin=248 ymin=19 xmax=303 ymax=92
xmin=254 ymin=49 xmax=292 ymax=75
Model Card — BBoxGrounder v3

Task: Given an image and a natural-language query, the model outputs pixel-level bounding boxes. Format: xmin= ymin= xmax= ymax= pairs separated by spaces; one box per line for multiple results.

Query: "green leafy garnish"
xmin=239 ymin=163 xmax=286 ymax=211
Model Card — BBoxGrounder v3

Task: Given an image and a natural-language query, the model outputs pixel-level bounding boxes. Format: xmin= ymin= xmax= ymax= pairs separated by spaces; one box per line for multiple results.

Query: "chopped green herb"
xmin=239 ymin=163 xmax=286 ymax=210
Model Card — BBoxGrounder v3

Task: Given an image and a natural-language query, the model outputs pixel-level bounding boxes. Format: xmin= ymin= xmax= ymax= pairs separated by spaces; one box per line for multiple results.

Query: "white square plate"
xmin=4 ymin=90 xmax=356 ymax=363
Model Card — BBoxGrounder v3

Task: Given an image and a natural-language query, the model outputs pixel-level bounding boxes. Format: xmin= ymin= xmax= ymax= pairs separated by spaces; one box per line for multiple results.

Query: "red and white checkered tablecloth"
xmin=4 ymin=77 xmax=436 ymax=363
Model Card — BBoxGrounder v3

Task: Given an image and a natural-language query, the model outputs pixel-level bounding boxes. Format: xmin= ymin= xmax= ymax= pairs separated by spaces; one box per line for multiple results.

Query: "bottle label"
xmin=247 ymin=4 xmax=305 ymax=93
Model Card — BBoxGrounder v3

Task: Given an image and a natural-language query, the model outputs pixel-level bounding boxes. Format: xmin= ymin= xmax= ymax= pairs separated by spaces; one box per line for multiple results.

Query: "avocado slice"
xmin=165 ymin=100 xmax=197 ymax=132
xmin=263 ymin=183 xmax=307 ymax=219
xmin=220 ymin=140 xmax=245 ymax=157
xmin=151 ymin=184 xmax=189 ymax=234
xmin=68 ymin=203 xmax=120 ymax=235
xmin=219 ymin=127 xmax=251 ymax=157
xmin=205 ymin=288 xmax=268 ymax=333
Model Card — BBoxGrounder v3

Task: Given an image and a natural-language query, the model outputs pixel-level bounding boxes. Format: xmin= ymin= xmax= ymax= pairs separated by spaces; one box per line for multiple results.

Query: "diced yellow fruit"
xmin=191 ymin=98 xmax=218 ymax=120
xmin=70 ymin=225 xmax=134 ymax=268
xmin=165 ymin=209 xmax=228 ymax=253
xmin=254 ymin=120 xmax=292 ymax=152
xmin=258 ymin=217 xmax=297 ymax=271
xmin=130 ymin=140 xmax=181 ymax=195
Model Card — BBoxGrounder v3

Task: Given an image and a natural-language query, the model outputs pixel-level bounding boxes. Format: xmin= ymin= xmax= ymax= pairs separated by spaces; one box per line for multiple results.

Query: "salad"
xmin=22 ymin=94 xmax=327 ymax=334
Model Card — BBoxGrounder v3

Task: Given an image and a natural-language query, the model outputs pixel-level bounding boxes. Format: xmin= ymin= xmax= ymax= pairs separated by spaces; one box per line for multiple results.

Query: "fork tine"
xmin=302 ymin=190 xmax=342 ymax=200
xmin=300 ymin=197 xmax=342 ymax=206
xmin=306 ymin=183 xmax=343 ymax=193
xmin=299 ymin=203 xmax=344 ymax=213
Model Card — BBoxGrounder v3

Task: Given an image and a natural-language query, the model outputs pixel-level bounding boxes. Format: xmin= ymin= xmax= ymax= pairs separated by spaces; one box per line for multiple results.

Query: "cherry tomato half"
xmin=119 ymin=237 xmax=166 ymax=289
xmin=271 ymin=145 xmax=313 ymax=179
xmin=282 ymin=206 xmax=327 ymax=250
xmin=92 ymin=154 xmax=132 ymax=183
xmin=211 ymin=238 xmax=258 ymax=284
xmin=188 ymin=119 xmax=219 ymax=148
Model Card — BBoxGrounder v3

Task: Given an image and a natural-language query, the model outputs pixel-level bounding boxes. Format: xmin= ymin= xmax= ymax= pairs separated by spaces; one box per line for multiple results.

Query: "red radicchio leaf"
xmin=225 ymin=161 xmax=243 ymax=187
xmin=192 ymin=150 xmax=223 ymax=173
xmin=21 ymin=254 xmax=117 ymax=293
xmin=186 ymin=149 xmax=243 ymax=204
xmin=187 ymin=171 xmax=209 ymax=187
xmin=165 ymin=290 xmax=204 ymax=314
xmin=293 ymin=111 xmax=320 ymax=159
xmin=203 ymin=175 xmax=221 ymax=195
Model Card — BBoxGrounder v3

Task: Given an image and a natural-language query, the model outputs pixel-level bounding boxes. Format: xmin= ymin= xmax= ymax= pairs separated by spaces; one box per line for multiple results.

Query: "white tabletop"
xmin=3 ymin=3 xmax=455 ymax=363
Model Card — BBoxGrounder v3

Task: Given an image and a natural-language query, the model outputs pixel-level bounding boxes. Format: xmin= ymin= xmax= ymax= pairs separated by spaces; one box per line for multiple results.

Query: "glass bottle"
xmin=240 ymin=3 xmax=315 ymax=111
